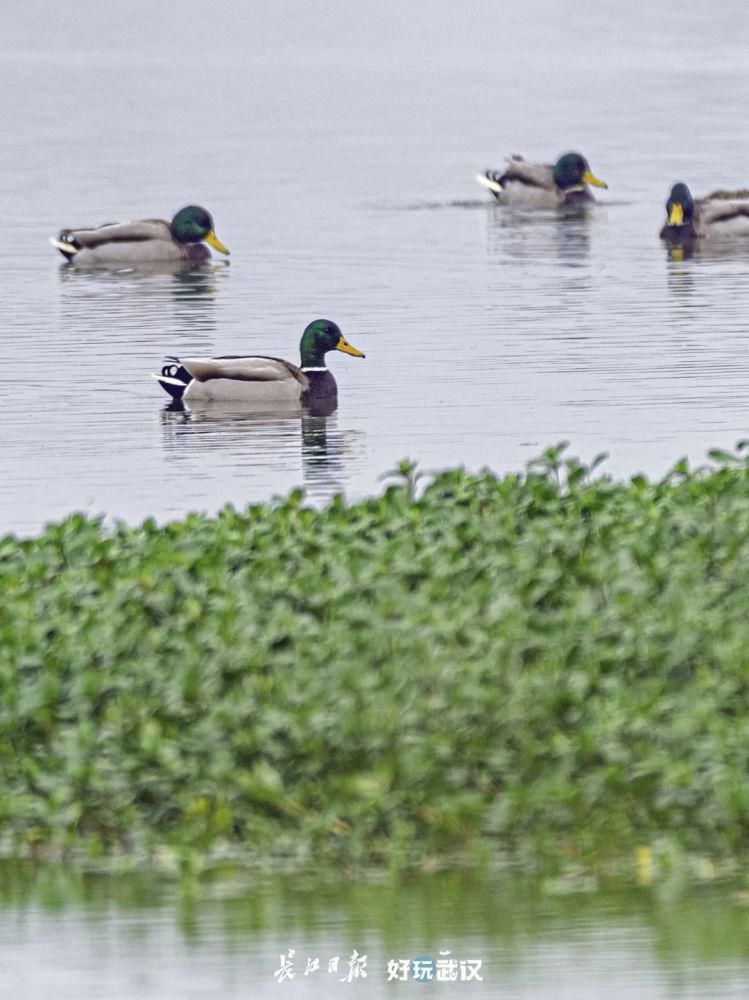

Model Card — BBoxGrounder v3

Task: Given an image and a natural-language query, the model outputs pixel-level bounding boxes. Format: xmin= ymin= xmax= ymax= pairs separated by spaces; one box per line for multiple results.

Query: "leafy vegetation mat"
xmin=3 ymin=448 xmax=749 ymax=872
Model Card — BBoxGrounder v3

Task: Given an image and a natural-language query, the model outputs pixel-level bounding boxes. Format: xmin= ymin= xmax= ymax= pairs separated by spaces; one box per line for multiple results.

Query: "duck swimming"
xmin=476 ymin=152 xmax=607 ymax=207
xmin=154 ymin=319 xmax=365 ymax=405
xmin=50 ymin=205 xmax=230 ymax=265
xmin=660 ymin=183 xmax=749 ymax=242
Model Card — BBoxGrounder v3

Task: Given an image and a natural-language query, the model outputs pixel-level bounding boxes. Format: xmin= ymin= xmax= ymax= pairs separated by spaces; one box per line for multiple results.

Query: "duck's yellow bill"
xmin=204 ymin=230 xmax=230 ymax=255
xmin=668 ymin=203 xmax=684 ymax=226
xmin=582 ymin=169 xmax=607 ymax=189
xmin=336 ymin=336 xmax=365 ymax=358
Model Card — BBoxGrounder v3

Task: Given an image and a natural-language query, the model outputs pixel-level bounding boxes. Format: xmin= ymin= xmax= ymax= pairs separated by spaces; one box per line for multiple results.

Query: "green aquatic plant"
xmin=2 ymin=445 xmax=749 ymax=873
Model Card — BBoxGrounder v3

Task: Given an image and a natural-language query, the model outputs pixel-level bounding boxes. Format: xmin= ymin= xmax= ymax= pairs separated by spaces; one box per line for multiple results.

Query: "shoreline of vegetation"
xmin=3 ymin=446 xmax=749 ymax=877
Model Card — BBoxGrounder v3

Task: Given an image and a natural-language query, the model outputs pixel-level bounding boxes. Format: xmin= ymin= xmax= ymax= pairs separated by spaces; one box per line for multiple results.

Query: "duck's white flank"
xmin=183 ymin=378 xmax=303 ymax=403
xmin=707 ymin=214 xmax=749 ymax=237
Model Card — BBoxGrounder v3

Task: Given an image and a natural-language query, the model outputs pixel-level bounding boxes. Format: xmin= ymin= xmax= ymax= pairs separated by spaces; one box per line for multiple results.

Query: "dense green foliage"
xmin=2 ymin=446 xmax=749 ymax=871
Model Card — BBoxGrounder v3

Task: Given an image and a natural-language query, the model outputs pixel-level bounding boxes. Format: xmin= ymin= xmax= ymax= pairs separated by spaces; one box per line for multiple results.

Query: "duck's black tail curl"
xmin=153 ymin=359 xmax=191 ymax=402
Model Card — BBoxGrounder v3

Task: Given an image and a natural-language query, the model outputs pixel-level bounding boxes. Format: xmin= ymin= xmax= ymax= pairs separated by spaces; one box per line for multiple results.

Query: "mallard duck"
xmin=476 ymin=152 xmax=607 ymax=206
xmin=660 ymin=183 xmax=749 ymax=241
xmin=49 ymin=205 xmax=230 ymax=265
xmin=154 ymin=319 xmax=365 ymax=404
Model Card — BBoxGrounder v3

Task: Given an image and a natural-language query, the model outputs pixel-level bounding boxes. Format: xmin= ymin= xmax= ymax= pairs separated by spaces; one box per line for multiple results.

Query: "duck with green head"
xmin=476 ymin=151 xmax=608 ymax=206
xmin=660 ymin=182 xmax=749 ymax=242
xmin=50 ymin=205 xmax=230 ymax=265
xmin=154 ymin=319 xmax=366 ymax=406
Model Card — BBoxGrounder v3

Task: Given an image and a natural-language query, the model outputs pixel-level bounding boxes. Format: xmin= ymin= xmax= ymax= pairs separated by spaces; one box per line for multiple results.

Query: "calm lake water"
xmin=5 ymin=2 xmax=749 ymax=994
xmin=3 ymin=863 xmax=749 ymax=1000
xmin=4 ymin=1 xmax=749 ymax=533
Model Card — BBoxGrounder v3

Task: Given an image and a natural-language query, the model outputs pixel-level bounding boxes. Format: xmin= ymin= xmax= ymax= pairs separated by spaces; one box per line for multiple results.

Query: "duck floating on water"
xmin=50 ymin=205 xmax=230 ymax=265
xmin=476 ymin=152 xmax=607 ymax=207
xmin=660 ymin=183 xmax=749 ymax=242
xmin=154 ymin=319 xmax=365 ymax=405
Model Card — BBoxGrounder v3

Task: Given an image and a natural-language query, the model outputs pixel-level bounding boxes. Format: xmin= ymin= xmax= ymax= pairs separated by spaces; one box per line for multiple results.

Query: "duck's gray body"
xmin=155 ymin=356 xmax=338 ymax=406
xmin=661 ymin=190 xmax=749 ymax=241
xmin=50 ymin=219 xmax=210 ymax=266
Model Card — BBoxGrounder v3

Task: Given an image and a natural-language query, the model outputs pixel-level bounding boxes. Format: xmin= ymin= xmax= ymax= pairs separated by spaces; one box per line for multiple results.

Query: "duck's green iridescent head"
xmin=665 ymin=183 xmax=695 ymax=227
xmin=170 ymin=205 xmax=230 ymax=254
xmin=299 ymin=319 xmax=366 ymax=368
xmin=553 ymin=153 xmax=607 ymax=191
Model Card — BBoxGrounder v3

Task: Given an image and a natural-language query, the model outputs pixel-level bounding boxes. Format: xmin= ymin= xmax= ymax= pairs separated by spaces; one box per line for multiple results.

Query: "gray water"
xmin=2 ymin=864 xmax=749 ymax=999
xmin=5 ymin=3 xmax=749 ymax=994
xmin=4 ymin=0 xmax=749 ymax=533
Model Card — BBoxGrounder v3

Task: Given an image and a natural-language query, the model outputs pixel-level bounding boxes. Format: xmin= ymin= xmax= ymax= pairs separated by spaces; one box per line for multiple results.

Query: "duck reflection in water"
xmin=665 ymin=239 xmax=749 ymax=264
xmin=58 ymin=261 xmax=226 ymax=350
xmin=553 ymin=209 xmax=592 ymax=264
xmin=58 ymin=261 xmax=225 ymax=309
xmin=299 ymin=413 xmax=346 ymax=501
xmin=160 ymin=403 xmax=354 ymax=504
xmin=57 ymin=258 xmax=227 ymax=282
xmin=664 ymin=239 xmax=749 ymax=311
xmin=665 ymin=244 xmax=697 ymax=304
xmin=59 ymin=254 xmax=225 ymax=304
xmin=486 ymin=204 xmax=591 ymax=267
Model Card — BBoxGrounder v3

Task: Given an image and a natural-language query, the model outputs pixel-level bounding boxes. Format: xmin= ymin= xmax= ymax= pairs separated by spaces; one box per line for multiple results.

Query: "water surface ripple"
xmin=3 ymin=0 xmax=749 ymax=534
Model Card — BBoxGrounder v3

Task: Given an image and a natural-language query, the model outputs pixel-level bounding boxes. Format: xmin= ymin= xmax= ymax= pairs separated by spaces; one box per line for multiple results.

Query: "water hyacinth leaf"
xmin=1 ymin=448 xmax=749 ymax=872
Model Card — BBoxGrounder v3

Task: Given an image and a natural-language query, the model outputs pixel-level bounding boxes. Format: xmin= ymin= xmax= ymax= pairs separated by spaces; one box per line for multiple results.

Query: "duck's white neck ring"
xmin=302 ymin=366 xmax=328 ymax=372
